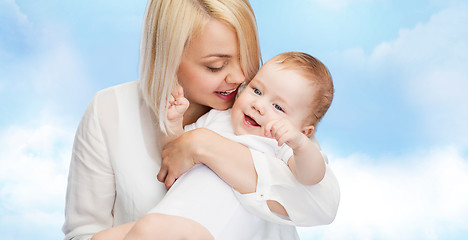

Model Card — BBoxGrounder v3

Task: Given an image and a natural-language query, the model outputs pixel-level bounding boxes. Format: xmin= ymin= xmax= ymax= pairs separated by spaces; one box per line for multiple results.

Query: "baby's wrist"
xmin=167 ymin=120 xmax=184 ymax=134
xmin=291 ymin=134 xmax=311 ymax=151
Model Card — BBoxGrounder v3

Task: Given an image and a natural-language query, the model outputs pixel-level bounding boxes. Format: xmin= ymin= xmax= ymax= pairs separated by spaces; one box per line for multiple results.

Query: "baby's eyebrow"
xmin=252 ymin=78 xmax=265 ymax=88
xmin=275 ymin=95 xmax=288 ymax=108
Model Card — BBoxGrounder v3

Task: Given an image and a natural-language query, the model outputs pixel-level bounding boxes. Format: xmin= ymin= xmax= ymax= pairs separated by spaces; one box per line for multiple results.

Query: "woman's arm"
xmin=157 ymin=128 xmax=257 ymax=194
xmin=158 ymin=128 xmax=340 ymax=225
xmin=63 ymin=93 xmax=116 ymax=240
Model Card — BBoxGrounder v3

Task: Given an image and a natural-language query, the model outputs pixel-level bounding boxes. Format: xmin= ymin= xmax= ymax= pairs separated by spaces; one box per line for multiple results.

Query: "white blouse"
xmin=62 ymin=81 xmax=340 ymax=240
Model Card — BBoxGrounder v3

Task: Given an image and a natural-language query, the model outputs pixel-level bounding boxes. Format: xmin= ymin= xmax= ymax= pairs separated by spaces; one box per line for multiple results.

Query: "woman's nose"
xmin=226 ymin=62 xmax=245 ymax=84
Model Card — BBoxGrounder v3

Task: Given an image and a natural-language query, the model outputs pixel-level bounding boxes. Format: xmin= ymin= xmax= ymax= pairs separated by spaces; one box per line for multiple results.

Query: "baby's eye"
xmin=273 ymin=104 xmax=284 ymax=112
xmin=253 ymin=88 xmax=261 ymax=95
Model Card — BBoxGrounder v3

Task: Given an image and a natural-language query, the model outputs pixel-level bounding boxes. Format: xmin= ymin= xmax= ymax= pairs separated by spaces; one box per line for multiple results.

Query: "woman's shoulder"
xmin=88 ymin=81 xmax=141 ymax=110
xmin=81 ymin=80 xmax=157 ymax=144
xmin=94 ymin=80 xmax=139 ymax=99
xmin=84 ymin=80 xmax=145 ymax=122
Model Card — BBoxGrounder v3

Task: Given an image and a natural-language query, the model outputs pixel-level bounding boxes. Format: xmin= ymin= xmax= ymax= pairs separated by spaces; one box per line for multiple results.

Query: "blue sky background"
xmin=1 ymin=0 xmax=467 ymax=239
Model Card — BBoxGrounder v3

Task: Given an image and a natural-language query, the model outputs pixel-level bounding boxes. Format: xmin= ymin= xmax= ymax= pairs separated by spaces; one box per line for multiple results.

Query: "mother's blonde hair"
xmin=139 ymin=0 xmax=261 ymax=133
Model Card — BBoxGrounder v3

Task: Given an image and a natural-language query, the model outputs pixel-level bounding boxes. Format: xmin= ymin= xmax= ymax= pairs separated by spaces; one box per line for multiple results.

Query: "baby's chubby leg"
xmin=123 ymin=213 xmax=214 ymax=240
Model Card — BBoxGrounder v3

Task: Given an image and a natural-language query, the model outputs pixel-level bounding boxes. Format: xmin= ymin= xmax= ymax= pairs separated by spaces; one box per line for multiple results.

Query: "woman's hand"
xmin=157 ymin=128 xmax=257 ymax=193
xmin=157 ymin=129 xmax=200 ymax=189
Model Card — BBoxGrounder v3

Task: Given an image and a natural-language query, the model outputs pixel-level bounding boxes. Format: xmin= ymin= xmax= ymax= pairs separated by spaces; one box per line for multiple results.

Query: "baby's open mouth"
xmin=244 ymin=114 xmax=260 ymax=127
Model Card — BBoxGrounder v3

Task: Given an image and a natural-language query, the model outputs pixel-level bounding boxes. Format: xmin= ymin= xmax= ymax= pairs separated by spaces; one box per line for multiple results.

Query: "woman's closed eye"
xmin=207 ymin=65 xmax=225 ymax=72
xmin=206 ymin=60 xmax=228 ymax=72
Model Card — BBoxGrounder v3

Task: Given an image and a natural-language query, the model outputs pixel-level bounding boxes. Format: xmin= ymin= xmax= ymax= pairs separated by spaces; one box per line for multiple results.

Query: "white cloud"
xmin=0 ymin=0 xmax=32 ymax=57
xmin=0 ymin=0 xmax=29 ymax=26
xmin=333 ymin=3 xmax=468 ymax=148
xmin=299 ymin=147 xmax=468 ymax=239
xmin=26 ymin=31 xmax=90 ymax=101
xmin=0 ymin=2 xmax=94 ymax=237
xmin=0 ymin=0 xmax=93 ymax=120
xmin=0 ymin=21 xmax=87 ymax=237
xmin=0 ymin=115 xmax=74 ymax=231
xmin=0 ymin=2 xmax=84 ymax=233
xmin=374 ymin=3 xmax=468 ymax=147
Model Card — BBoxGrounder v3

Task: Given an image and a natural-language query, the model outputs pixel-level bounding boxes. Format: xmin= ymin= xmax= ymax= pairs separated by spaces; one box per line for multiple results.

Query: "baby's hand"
xmin=167 ymin=85 xmax=189 ymax=121
xmin=265 ymin=119 xmax=307 ymax=149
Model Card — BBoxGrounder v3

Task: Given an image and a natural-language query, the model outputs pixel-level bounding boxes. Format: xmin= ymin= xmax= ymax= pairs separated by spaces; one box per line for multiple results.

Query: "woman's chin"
xmin=211 ymin=102 xmax=234 ymax=111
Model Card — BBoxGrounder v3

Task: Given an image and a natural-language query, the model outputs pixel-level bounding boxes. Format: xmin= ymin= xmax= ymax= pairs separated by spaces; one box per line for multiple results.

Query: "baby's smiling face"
xmin=231 ymin=62 xmax=315 ymax=137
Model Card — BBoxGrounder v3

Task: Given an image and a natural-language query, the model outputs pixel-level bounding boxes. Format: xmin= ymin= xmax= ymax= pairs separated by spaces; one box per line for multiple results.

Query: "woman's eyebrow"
xmin=203 ymin=54 xmax=232 ymax=59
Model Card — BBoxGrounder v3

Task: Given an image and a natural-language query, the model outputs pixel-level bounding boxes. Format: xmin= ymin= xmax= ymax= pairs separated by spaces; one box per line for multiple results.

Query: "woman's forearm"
xmin=190 ymin=129 xmax=290 ymax=217
xmin=160 ymin=128 xmax=290 ymax=217
xmin=192 ymin=128 xmax=257 ymax=194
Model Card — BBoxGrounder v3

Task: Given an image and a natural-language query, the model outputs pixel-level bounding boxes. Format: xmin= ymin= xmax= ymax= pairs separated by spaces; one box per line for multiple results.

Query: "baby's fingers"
xmin=265 ymin=120 xmax=283 ymax=137
xmin=270 ymin=120 xmax=286 ymax=136
xmin=264 ymin=121 xmax=275 ymax=138
xmin=171 ymin=84 xmax=184 ymax=99
xmin=273 ymin=126 xmax=289 ymax=145
xmin=276 ymin=134 xmax=288 ymax=146
xmin=177 ymin=85 xmax=184 ymax=97
xmin=168 ymin=94 xmax=175 ymax=105
xmin=277 ymin=130 xmax=297 ymax=146
xmin=175 ymin=96 xmax=190 ymax=112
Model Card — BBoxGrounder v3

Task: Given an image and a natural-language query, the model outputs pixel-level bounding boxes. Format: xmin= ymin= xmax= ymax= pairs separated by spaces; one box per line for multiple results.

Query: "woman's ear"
xmin=301 ymin=125 xmax=315 ymax=137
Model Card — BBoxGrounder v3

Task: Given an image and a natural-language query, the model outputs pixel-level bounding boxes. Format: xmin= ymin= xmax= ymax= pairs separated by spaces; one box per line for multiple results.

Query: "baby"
xmin=96 ymin=52 xmax=334 ymax=240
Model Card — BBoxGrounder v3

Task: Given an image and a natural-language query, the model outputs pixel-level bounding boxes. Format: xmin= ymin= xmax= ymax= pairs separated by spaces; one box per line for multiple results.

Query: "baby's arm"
xmin=265 ymin=119 xmax=325 ymax=185
xmin=162 ymin=86 xmax=189 ymax=146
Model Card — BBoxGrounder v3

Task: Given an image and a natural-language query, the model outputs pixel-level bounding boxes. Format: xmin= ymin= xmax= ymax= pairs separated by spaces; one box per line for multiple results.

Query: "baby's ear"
xmin=301 ymin=125 xmax=315 ymax=137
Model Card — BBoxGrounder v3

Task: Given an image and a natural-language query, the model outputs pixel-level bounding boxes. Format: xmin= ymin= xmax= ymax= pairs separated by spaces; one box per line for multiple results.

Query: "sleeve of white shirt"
xmin=234 ymin=141 xmax=340 ymax=227
xmin=62 ymin=92 xmax=116 ymax=240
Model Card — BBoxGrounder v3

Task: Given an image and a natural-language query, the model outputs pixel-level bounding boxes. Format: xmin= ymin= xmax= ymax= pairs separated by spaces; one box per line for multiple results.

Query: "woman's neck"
xmin=183 ymin=102 xmax=211 ymax=127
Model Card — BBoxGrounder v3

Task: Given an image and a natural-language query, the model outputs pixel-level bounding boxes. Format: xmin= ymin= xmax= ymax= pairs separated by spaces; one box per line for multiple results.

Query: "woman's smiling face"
xmin=177 ymin=19 xmax=246 ymax=113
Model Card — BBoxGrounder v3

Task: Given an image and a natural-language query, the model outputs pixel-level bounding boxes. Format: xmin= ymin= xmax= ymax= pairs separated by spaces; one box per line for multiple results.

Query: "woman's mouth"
xmin=243 ymin=114 xmax=260 ymax=127
xmin=215 ymin=88 xmax=238 ymax=100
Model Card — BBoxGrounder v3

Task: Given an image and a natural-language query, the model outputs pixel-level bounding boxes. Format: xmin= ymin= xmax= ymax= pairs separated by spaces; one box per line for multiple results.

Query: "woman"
xmin=63 ymin=0 xmax=340 ymax=239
